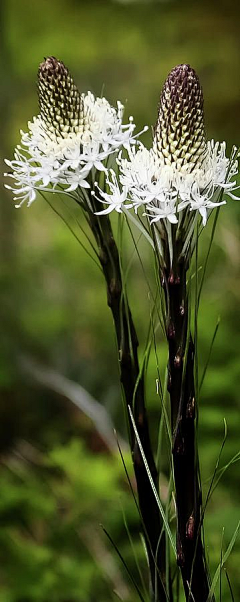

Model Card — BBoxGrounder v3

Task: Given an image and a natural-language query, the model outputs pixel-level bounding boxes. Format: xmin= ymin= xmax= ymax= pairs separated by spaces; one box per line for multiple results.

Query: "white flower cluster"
xmin=94 ymin=141 xmax=239 ymax=226
xmin=5 ymin=92 xmax=139 ymax=207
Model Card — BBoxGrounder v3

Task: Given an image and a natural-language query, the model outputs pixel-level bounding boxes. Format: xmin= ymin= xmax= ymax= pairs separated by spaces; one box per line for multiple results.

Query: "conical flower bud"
xmin=38 ymin=56 xmax=84 ymax=138
xmin=154 ymin=64 xmax=206 ymax=170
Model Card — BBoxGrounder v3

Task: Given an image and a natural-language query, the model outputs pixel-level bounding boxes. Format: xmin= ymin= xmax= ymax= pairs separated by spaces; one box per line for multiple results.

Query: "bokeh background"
xmin=0 ymin=0 xmax=240 ymax=600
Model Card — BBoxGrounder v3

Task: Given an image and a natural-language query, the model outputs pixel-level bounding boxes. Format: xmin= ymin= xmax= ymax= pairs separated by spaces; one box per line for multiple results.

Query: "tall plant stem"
xmin=163 ymin=251 xmax=210 ymax=602
xmin=87 ymin=204 xmax=169 ymax=601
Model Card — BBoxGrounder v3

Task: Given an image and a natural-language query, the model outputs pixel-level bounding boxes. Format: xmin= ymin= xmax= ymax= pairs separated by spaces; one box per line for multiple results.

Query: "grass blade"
xmin=199 ymin=318 xmax=220 ymax=393
xmin=206 ymin=520 xmax=240 ymax=601
xmin=128 ymin=406 xmax=176 ymax=557
xmin=224 ymin=568 xmax=235 ymax=602
xmin=120 ymin=499 xmax=149 ymax=600
xmin=198 ymin=204 xmax=221 ymax=307
xmin=102 ymin=526 xmax=147 ymax=602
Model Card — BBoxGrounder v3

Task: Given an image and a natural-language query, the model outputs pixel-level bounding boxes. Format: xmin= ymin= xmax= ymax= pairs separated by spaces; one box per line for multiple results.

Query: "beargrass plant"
xmin=5 ymin=57 xmax=240 ymax=602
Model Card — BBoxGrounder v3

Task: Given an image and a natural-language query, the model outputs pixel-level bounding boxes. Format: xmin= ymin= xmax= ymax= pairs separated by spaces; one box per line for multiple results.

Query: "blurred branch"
xmin=20 ymin=356 xmax=127 ymax=454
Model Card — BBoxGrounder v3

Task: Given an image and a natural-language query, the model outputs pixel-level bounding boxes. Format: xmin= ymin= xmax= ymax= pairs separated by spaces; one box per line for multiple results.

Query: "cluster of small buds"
xmin=38 ymin=56 xmax=85 ymax=138
xmin=153 ymin=64 xmax=207 ymax=172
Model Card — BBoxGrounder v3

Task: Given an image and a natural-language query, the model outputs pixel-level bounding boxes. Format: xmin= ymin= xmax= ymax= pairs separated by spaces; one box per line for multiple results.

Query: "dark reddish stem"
xmin=87 ymin=205 xmax=169 ymax=601
xmin=163 ymin=254 xmax=210 ymax=601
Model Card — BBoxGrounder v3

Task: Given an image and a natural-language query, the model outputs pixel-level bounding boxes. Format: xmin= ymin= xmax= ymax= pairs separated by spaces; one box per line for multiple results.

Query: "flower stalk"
xmin=162 ymin=251 xmax=210 ymax=601
xmin=84 ymin=196 xmax=168 ymax=601
xmin=153 ymin=65 xmax=211 ymax=601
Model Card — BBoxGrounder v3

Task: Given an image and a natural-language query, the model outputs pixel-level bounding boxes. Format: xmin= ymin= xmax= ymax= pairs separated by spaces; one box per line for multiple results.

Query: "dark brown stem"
xmin=163 ymin=256 xmax=210 ymax=602
xmin=87 ymin=207 xmax=169 ymax=601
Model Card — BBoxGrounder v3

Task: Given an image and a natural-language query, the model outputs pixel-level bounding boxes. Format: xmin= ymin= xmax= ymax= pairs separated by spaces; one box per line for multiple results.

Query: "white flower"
xmin=99 ymin=140 xmax=239 ymax=227
xmin=61 ymin=169 xmax=91 ymax=193
xmin=93 ymin=169 xmax=131 ymax=215
xmin=4 ymin=148 xmax=59 ymax=207
xmin=77 ymin=142 xmax=109 ymax=175
xmin=144 ymin=200 xmax=178 ymax=224
xmin=178 ymin=183 xmax=226 ymax=226
xmin=5 ymin=91 xmax=140 ymax=208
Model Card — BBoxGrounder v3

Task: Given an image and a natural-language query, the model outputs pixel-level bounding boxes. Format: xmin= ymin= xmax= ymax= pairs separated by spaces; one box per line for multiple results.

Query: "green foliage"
xmin=0 ymin=440 xmax=141 ymax=602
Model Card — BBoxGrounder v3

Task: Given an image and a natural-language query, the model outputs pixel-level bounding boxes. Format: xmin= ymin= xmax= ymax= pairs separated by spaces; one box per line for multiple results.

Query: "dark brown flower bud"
xmin=154 ymin=64 xmax=206 ymax=170
xmin=38 ymin=56 xmax=84 ymax=137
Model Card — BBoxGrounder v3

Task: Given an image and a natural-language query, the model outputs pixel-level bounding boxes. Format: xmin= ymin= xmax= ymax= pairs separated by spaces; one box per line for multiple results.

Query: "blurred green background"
xmin=0 ymin=0 xmax=240 ymax=600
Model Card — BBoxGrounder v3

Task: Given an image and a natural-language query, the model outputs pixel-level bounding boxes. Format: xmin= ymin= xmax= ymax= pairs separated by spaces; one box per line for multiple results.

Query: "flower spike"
xmin=5 ymin=57 xmax=139 ymax=207
xmin=154 ymin=63 xmax=206 ymax=171
xmin=38 ymin=56 xmax=85 ymax=138
xmin=95 ymin=63 xmax=238 ymax=228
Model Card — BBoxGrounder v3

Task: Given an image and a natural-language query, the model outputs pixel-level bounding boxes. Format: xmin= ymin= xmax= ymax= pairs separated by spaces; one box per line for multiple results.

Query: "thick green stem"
xmin=88 ymin=207 xmax=169 ymax=601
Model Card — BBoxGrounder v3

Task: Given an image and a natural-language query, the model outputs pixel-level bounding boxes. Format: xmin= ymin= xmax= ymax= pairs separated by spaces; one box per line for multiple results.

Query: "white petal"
xmin=95 ymin=205 xmax=117 ymax=215
xmin=80 ymin=180 xmax=91 ymax=189
xmin=167 ymin=214 xmax=178 ymax=224
xmin=94 ymin=161 xmax=107 ymax=172
xmin=199 ymin=206 xmax=207 ymax=226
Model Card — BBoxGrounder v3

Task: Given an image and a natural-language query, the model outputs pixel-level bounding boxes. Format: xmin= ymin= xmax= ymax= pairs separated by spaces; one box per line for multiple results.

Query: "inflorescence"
xmin=5 ymin=56 xmax=139 ymax=207
xmin=5 ymin=60 xmax=239 ymax=228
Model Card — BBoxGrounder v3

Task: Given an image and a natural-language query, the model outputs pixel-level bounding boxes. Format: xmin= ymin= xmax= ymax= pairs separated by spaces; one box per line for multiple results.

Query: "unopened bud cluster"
xmin=38 ymin=56 xmax=85 ymax=138
xmin=154 ymin=64 xmax=206 ymax=170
